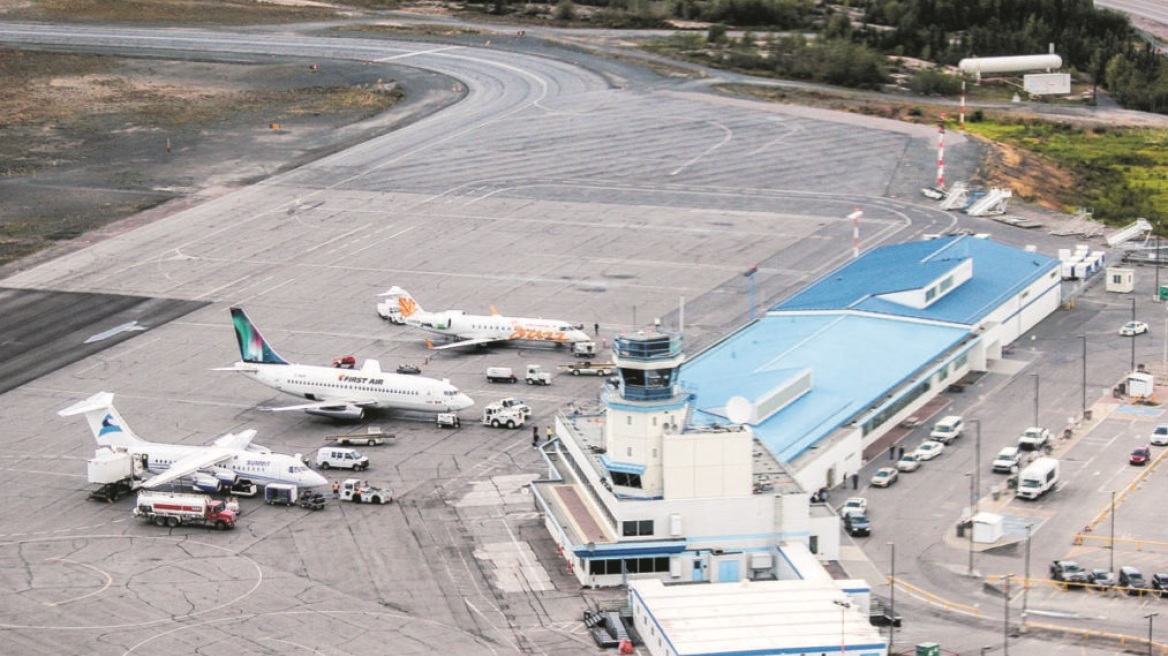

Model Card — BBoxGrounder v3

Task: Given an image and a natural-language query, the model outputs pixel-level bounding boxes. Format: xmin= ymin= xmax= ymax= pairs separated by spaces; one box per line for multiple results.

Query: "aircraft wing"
xmin=425 ymin=337 xmax=500 ymax=350
xmin=139 ymin=447 xmax=235 ymax=489
xmin=211 ymin=429 xmax=257 ymax=451
xmin=261 ymin=399 xmax=378 ymax=412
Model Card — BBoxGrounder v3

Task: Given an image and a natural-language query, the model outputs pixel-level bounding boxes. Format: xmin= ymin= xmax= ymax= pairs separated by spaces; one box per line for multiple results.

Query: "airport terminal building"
xmin=532 ymin=235 xmax=1061 ymax=590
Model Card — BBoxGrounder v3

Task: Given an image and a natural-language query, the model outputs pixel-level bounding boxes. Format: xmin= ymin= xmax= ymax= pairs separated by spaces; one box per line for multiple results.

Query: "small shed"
xmin=972 ymin=512 xmax=1004 ymax=544
xmin=1128 ymin=371 xmax=1155 ymax=398
xmin=1105 ymin=267 xmax=1134 ymax=293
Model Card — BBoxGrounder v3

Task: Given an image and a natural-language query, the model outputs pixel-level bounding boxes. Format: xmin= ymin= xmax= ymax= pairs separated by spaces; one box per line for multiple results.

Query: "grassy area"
xmin=963 ymin=119 xmax=1168 ymax=223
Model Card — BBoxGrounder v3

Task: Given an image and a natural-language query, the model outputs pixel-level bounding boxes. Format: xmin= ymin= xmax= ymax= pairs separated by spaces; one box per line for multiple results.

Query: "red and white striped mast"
xmin=936 ymin=119 xmax=946 ymax=190
xmin=847 ymin=208 xmax=863 ymax=259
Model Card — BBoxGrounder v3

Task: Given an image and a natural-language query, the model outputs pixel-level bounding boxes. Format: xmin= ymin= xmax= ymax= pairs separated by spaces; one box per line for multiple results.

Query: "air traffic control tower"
xmin=532 ymin=330 xmax=830 ymax=588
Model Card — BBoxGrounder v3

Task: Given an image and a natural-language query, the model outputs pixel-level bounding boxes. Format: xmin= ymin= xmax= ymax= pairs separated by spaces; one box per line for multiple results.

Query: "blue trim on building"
xmin=601 ymin=455 xmax=647 ymax=475
xmin=573 ymin=542 xmax=687 ymax=558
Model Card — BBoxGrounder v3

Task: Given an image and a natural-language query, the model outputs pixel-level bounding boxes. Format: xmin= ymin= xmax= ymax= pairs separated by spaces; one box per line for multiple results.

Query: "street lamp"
xmin=1132 ymin=296 xmax=1138 ymax=374
xmin=743 ymin=265 xmax=758 ymax=321
xmin=971 ymin=418 xmax=982 ymax=511
xmin=965 ymin=473 xmax=975 ymax=576
xmin=1022 ymin=524 xmax=1033 ymax=630
xmin=1110 ymin=490 xmax=1117 ymax=574
xmin=1003 ymin=574 xmax=1014 ymax=656
xmin=1030 ymin=373 xmax=1039 ymax=427
xmin=1147 ymin=612 xmax=1159 ymax=656
xmin=832 ymin=599 xmax=850 ymax=654
xmin=888 ymin=542 xmax=897 ymax=656
xmin=1080 ymin=335 xmax=1087 ymax=417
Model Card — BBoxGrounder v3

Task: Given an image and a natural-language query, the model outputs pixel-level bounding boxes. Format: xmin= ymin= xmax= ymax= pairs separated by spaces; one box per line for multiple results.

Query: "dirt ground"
xmin=0 ymin=49 xmax=462 ymax=273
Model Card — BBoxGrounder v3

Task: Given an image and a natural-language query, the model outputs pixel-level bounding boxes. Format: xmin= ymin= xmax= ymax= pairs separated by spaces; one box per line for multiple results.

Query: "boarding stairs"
xmin=966 ymin=188 xmax=1012 ymax=216
xmin=939 ymin=182 xmax=970 ymax=211
xmin=1106 ymin=218 xmax=1153 ymax=248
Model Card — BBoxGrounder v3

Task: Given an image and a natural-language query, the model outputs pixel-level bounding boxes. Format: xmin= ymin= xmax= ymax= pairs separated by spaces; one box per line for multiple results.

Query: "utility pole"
xmin=966 ymin=473 xmax=975 ymax=576
xmin=1081 ymin=335 xmax=1087 ymax=417
xmin=973 ymin=418 xmax=982 ymax=511
xmin=888 ymin=542 xmax=896 ymax=656
xmin=1031 ymin=373 xmax=1039 ymax=427
xmin=1110 ymin=491 xmax=1117 ymax=574
xmin=1022 ymin=525 xmax=1032 ymax=630
xmin=1132 ymin=296 xmax=1138 ymax=373
xmin=1003 ymin=574 xmax=1013 ymax=656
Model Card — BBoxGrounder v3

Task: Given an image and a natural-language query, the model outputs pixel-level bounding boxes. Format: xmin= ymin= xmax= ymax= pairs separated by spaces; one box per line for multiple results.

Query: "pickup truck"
xmin=1050 ymin=560 xmax=1090 ymax=586
xmin=1018 ymin=427 xmax=1051 ymax=451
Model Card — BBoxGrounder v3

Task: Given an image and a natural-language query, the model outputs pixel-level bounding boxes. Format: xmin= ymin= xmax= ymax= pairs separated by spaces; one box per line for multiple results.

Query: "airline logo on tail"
xmin=397 ymin=296 xmax=418 ymax=318
xmin=231 ymin=308 xmax=289 ymax=365
xmin=100 ymin=413 xmax=123 ymax=436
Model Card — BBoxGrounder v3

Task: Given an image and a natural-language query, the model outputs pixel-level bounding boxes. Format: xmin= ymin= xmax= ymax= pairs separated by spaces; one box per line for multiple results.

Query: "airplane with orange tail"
xmin=376 ymin=286 xmax=593 ymax=351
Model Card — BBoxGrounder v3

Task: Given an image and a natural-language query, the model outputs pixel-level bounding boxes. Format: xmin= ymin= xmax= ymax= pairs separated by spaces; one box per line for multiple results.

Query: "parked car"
xmin=843 ymin=512 xmax=871 ymax=537
xmin=1089 ymin=569 xmax=1116 ymax=588
xmin=841 ymin=497 xmax=868 ymax=517
xmin=896 ymin=453 xmax=921 ymax=472
xmin=1130 ymin=446 xmax=1151 ymax=466
xmin=871 ymin=467 xmax=899 ymax=488
xmin=1120 ymin=320 xmax=1149 ymax=336
xmin=914 ymin=440 xmax=945 ymax=461
xmin=992 ymin=446 xmax=1021 ymax=474
xmin=1119 ymin=566 xmax=1149 ymax=594
xmin=1152 ymin=573 xmax=1168 ymax=597
xmin=1153 ymin=425 xmax=1168 ymax=446
xmin=1017 ymin=427 xmax=1051 ymax=451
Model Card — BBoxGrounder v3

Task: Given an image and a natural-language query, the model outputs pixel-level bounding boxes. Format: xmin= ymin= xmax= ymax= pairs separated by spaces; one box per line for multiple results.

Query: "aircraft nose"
xmin=304 ymin=470 xmax=328 ymax=488
xmin=453 ymin=394 xmax=474 ymax=410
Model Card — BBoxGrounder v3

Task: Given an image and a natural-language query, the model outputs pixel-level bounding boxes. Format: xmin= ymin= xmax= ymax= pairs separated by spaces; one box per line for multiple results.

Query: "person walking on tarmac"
xmin=532 ymin=425 xmax=539 ymax=447
xmin=331 ymin=481 xmax=340 ymax=498
xmin=546 ymin=425 xmax=554 ymax=443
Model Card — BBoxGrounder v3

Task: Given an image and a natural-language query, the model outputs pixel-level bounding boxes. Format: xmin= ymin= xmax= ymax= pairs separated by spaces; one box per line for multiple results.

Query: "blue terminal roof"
xmin=679 ymin=236 xmax=1059 ymax=464
xmin=679 ymin=313 xmax=968 ymax=462
xmin=776 ymin=236 xmax=1059 ymax=324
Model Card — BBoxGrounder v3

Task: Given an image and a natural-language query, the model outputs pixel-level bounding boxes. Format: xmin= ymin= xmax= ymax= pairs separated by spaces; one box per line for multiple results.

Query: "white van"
xmin=1016 ymin=457 xmax=1059 ymax=500
xmin=930 ymin=415 xmax=964 ymax=444
xmin=313 ymin=447 xmax=369 ymax=471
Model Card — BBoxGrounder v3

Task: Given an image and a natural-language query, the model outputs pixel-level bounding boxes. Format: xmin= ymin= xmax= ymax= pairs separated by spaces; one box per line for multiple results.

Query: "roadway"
xmin=0 ymin=20 xmax=1146 ymax=656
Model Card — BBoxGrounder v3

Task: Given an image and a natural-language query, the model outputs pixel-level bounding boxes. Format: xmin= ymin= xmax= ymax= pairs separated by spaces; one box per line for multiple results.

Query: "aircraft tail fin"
xmin=230 ymin=307 xmax=290 ymax=365
xmin=58 ymin=392 xmax=147 ymax=448
xmin=382 ymin=286 xmax=422 ymax=318
xmin=424 ymin=338 xmax=437 ymax=350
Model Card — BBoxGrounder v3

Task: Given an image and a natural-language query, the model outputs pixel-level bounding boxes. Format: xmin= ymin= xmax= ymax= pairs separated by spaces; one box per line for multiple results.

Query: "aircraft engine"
xmin=306 ymin=405 xmax=365 ymax=421
xmin=192 ymin=473 xmax=222 ymax=494
xmin=208 ymin=467 xmax=238 ymax=485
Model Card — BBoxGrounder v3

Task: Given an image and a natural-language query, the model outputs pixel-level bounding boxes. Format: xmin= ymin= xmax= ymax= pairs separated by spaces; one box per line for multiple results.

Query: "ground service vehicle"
xmin=497 ymin=397 xmax=532 ymax=418
xmin=992 ymin=447 xmax=1021 ymax=474
xmin=134 ymin=491 xmax=236 ymax=530
xmin=483 ymin=403 xmax=526 ymax=428
xmin=87 ymin=446 xmax=143 ymax=502
xmin=265 ymin=483 xmax=300 ymax=506
xmin=1016 ymin=457 xmax=1059 ymax=500
xmin=486 ymin=367 xmax=518 ymax=383
xmin=559 ymin=361 xmax=614 ymax=376
xmin=325 ymin=427 xmax=391 ymax=446
xmin=525 ymin=364 xmax=551 ymax=385
xmin=313 ymin=447 xmax=369 ymax=470
xmin=1050 ymin=560 xmax=1089 ymax=586
xmin=929 ymin=415 xmax=964 ymax=444
xmin=339 ymin=478 xmax=393 ymax=504
xmin=436 ymin=413 xmax=461 ymax=428
xmin=572 ymin=341 xmax=598 ymax=357
xmin=1017 ymin=427 xmax=1051 ymax=451
xmin=1153 ymin=425 xmax=1168 ymax=446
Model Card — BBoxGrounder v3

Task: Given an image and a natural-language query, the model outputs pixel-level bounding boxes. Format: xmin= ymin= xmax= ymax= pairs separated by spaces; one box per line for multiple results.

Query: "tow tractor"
xmin=558 ymin=361 xmax=614 ymax=376
xmin=339 ymin=478 xmax=393 ymax=504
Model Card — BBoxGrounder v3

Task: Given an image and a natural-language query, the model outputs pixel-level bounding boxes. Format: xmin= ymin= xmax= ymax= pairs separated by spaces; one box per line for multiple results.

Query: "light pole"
xmin=888 ymin=542 xmax=896 ymax=656
xmin=1030 ymin=373 xmax=1039 ymax=427
xmin=743 ymin=265 xmax=758 ymax=321
xmin=972 ymin=418 xmax=982 ymax=511
xmin=1003 ymin=574 xmax=1013 ymax=656
xmin=1081 ymin=335 xmax=1087 ymax=417
xmin=1148 ymin=612 xmax=1159 ymax=656
xmin=1132 ymin=296 xmax=1138 ymax=374
xmin=965 ymin=473 xmax=975 ymax=575
xmin=832 ymin=599 xmax=850 ymax=654
xmin=1110 ymin=490 xmax=1117 ymax=574
xmin=1022 ymin=525 xmax=1032 ymax=630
